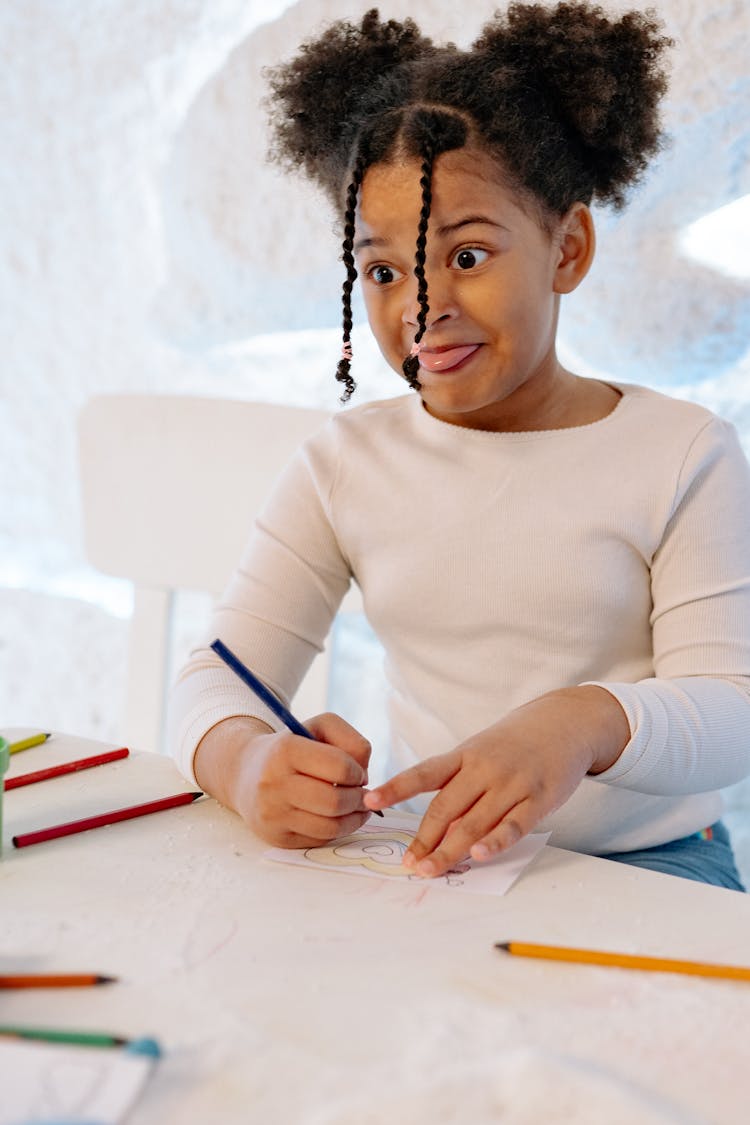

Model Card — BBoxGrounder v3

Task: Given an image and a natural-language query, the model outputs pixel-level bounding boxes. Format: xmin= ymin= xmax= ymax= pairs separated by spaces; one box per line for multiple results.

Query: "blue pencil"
xmin=210 ymin=639 xmax=383 ymax=814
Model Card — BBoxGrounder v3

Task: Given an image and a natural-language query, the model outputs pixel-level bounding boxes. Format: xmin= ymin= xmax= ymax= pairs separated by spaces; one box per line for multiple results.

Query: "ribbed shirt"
xmin=169 ymin=383 xmax=750 ymax=854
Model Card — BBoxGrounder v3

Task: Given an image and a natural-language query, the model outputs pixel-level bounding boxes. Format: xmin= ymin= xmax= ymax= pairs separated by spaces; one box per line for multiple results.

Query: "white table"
xmin=2 ymin=731 xmax=750 ymax=1124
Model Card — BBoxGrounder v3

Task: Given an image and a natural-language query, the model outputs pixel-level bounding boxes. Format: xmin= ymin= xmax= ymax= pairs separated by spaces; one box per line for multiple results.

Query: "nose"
xmin=401 ymin=272 xmax=458 ymax=331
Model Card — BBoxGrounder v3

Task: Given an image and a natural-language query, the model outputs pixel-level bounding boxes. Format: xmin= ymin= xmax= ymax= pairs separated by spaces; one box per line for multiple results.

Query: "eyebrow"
xmin=353 ymin=214 xmax=508 ymax=253
xmin=435 ymin=214 xmax=509 ymax=237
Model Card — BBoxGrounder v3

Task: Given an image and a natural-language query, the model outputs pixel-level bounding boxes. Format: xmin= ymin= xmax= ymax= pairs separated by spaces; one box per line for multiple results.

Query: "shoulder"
xmin=614 ymin=381 xmax=720 ymax=432
xmin=612 ymin=382 xmax=746 ymax=459
xmin=612 ymin=382 xmax=750 ymax=502
xmin=306 ymin=394 xmax=417 ymax=457
xmin=290 ymin=395 xmax=416 ymax=497
xmin=329 ymin=394 xmax=415 ymax=435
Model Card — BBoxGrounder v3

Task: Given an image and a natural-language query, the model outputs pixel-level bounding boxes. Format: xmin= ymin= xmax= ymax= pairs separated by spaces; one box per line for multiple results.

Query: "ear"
xmin=552 ymin=202 xmax=595 ymax=294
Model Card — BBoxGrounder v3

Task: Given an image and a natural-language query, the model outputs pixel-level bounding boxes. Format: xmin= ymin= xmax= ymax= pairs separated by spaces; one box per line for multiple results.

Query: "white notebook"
xmin=0 ymin=1038 xmax=157 ymax=1124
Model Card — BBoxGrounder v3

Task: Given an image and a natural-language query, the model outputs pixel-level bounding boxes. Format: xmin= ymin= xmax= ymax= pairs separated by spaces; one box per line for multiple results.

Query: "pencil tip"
xmin=494 ymin=942 xmax=511 ymax=952
xmin=190 ymin=791 xmax=204 ymax=801
xmin=96 ymin=975 xmax=118 ymax=984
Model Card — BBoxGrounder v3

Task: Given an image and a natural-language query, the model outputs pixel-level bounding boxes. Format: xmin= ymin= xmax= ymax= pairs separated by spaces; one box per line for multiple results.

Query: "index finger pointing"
xmin=364 ymin=752 xmax=460 ymax=810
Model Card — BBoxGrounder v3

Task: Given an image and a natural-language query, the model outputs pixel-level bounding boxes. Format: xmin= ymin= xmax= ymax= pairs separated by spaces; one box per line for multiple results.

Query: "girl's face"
xmin=355 ymin=148 xmax=579 ymax=431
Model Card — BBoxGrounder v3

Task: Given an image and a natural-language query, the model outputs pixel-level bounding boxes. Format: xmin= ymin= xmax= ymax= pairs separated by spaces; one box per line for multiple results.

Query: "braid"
xmin=402 ymin=148 xmax=434 ymax=389
xmin=335 ymin=156 xmax=366 ymax=403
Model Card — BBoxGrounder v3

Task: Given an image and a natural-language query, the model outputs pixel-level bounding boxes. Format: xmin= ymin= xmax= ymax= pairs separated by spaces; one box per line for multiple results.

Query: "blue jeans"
xmin=600 ymin=821 xmax=745 ymax=891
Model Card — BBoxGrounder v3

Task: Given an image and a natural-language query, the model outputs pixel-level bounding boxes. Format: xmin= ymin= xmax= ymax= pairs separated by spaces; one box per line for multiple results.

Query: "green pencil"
xmin=0 ymin=1025 xmax=161 ymax=1056
xmin=0 ymin=1025 xmax=126 ymax=1048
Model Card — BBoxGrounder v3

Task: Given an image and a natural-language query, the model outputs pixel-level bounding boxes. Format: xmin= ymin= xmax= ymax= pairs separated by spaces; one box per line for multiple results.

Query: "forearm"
xmin=585 ymin=675 xmax=750 ymax=794
xmin=193 ymin=715 xmax=273 ymax=813
xmin=518 ymin=684 xmax=631 ymax=775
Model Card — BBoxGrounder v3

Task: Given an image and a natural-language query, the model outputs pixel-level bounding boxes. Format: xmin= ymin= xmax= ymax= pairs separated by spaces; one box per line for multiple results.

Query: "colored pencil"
xmin=210 ymin=638 xmax=384 ymax=815
xmin=495 ymin=940 xmax=750 ymax=982
xmin=0 ymin=1026 xmax=128 ymax=1048
xmin=5 ymin=747 xmax=129 ymax=790
xmin=12 ymin=790 xmax=203 ymax=848
xmin=0 ymin=973 xmax=116 ymax=989
xmin=0 ymin=1026 xmax=162 ymax=1056
xmin=8 ymin=732 xmax=51 ymax=755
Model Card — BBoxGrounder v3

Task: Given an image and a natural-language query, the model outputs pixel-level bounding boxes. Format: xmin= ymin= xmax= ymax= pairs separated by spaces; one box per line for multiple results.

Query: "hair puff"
xmin=265 ymin=9 xmax=437 ymax=201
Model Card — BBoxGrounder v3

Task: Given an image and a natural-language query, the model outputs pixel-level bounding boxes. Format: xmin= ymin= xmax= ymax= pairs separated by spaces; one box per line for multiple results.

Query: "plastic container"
xmin=0 ymin=737 xmax=8 ymax=856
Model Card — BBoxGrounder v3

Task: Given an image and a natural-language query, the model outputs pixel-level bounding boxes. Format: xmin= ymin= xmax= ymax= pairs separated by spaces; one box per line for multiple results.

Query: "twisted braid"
xmin=402 ymin=148 xmax=434 ymax=389
xmin=335 ymin=156 xmax=366 ymax=403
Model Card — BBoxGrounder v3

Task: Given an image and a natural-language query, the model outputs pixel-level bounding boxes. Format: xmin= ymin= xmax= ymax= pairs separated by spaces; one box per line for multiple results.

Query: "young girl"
xmin=169 ymin=3 xmax=750 ymax=889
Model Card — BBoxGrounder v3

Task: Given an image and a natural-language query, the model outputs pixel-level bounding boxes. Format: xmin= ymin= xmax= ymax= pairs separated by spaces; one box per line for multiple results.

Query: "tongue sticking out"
xmin=418 ymin=345 xmax=480 ymax=372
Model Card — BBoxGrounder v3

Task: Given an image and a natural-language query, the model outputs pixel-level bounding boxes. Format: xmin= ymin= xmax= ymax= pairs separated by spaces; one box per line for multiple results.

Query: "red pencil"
xmin=12 ymin=791 xmax=203 ymax=848
xmin=5 ymin=747 xmax=129 ymax=790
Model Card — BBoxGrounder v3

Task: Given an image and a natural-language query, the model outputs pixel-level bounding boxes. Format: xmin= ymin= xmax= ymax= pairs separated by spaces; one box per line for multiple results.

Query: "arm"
xmin=168 ymin=428 xmax=373 ymax=845
xmin=587 ymin=416 xmax=750 ymax=795
xmin=364 ymin=684 xmax=629 ymax=876
xmin=365 ymin=416 xmax=750 ymax=875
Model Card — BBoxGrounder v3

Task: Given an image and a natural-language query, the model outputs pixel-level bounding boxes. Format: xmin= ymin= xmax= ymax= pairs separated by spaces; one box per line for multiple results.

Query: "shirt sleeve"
xmin=588 ymin=416 xmax=750 ymax=795
xmin=168 ymin=425 xmax=352 ymax=784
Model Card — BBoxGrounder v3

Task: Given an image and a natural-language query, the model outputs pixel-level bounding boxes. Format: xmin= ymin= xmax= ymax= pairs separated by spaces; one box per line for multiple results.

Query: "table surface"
xmin=2 ymin=730 xmax=750 ymax=1125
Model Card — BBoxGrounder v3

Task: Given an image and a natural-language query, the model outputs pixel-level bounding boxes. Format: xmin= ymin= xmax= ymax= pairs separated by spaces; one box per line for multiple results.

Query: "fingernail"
xmin=417 ymin=859 xmax=435 ymax=877
xmin=472 ymin=843 xmax=490 ymax=861
xmin=402 ymin=852 xmax=416 ymax=869
xmin=364 ymin=791 xmax=383 ymax=809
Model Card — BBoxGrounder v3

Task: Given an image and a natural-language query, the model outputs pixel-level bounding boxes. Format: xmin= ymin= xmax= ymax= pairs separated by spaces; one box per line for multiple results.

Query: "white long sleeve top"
xmin=169 ymin=382 xmax=750 ymax=855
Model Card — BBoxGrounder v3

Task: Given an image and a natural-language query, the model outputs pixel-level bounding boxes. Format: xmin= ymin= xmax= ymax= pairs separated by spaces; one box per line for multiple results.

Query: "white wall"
xmin=1 ymin=0 xmax=749 ymax=871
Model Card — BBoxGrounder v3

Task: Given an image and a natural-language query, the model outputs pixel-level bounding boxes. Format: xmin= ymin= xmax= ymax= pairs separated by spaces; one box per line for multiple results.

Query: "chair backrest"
xmin=78 ymin=394 xmax=357 ymax=753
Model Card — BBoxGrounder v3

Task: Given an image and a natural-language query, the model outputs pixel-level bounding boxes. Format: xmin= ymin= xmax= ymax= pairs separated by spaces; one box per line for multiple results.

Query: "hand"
xmin=195 ymin=712 xmax=373 ymax=848
xmin=363 ymin=686 xmax=629 ymax=877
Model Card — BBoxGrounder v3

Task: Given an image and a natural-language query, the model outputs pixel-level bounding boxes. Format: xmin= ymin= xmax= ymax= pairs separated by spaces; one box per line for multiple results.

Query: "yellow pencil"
xmin=8 ymin=732 xmax=51 ymax=755
xmin=495 ymin=941 xmax=750 ymax=982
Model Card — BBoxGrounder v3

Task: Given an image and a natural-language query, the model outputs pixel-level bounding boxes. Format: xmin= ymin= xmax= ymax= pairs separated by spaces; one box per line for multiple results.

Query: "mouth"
xmin=417 ymin=344 xmax=481 ymax=373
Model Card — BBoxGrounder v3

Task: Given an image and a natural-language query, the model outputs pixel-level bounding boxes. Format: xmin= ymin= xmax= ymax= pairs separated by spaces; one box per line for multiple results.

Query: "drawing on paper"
xmin=265 ymin=811 xmax=549 ymax=897
xmin=304 ymin=824 xmax=471 ymax=884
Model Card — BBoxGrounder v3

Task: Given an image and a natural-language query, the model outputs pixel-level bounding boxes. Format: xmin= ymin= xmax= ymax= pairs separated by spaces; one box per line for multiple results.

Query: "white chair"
xmin=77 ymin=394 xmax=361 ymax=753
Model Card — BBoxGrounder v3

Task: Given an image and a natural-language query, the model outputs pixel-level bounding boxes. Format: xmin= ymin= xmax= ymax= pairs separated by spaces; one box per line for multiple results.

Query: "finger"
xmin=404 ymin=787 xmax=503 ymax=873
xmin=401 ymin=782 xmax=482 ymax=868
xmin=287 ymin=807 xmax=371 ymax=843
xmin=288 ymin=773 xmax=367 ymax=818
xmin=469 ymin=800 xmax=535 ymax=861
xmin=288 ymin=738 xmax=367 ymax=787
xmin=409 ymin=791 xmax=512 ymax=876
xmin=305 ymin=713 xmax=372 ymax=772
xmin=364 ymin=751 xmax=461 ymax=811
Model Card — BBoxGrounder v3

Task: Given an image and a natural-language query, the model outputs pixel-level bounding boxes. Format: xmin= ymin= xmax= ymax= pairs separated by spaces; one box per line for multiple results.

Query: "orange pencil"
xmin=496 ymin=940 xmax=750 ymax=982
xmin=0 ymin=974 xmax=116 ymax=989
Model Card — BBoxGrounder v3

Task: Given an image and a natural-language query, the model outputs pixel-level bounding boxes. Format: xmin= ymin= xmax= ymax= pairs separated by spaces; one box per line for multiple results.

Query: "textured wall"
xmin=1 ymin=1 xmax=749 ymax=868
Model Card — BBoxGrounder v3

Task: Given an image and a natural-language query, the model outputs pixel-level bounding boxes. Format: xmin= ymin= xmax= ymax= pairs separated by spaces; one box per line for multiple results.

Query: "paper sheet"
xmin=0 ymin=1038 xmax=155 ymax=1124
xmin=266 ymin=812 xmax=549 ymax=896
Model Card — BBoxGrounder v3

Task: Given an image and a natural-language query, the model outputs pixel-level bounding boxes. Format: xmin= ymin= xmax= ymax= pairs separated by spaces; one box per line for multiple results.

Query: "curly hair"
xmin=266 ymin=3 xmax=673 ymax=401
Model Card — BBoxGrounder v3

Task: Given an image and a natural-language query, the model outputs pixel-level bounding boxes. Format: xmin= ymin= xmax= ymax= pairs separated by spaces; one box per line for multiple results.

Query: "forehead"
xmin=356 ymin=147 xmax=524 ymax=234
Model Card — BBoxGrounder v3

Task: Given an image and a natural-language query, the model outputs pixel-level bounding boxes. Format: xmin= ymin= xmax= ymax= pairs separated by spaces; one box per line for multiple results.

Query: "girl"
xmin=169 ymin=4 xmax=750 ymax=889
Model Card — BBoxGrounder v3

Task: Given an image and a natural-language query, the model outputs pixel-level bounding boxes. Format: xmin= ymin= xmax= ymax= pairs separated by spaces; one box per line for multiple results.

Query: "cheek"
xmin=363 ymin=293 xmax=401 ymax=349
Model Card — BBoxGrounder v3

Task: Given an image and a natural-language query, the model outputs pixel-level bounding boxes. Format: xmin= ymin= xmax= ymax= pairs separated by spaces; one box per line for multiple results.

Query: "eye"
xmin=367 ymin=264 xmax=404 ymax=285
xmin=450 ymin=247 xmax=489 ymax=271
